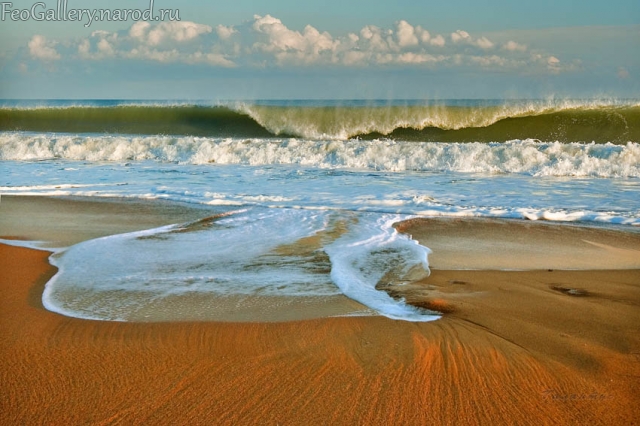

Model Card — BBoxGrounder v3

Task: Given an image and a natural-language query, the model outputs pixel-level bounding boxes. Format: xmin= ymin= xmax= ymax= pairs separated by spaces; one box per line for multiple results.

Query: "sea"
xmin=1 ymin=99 xmax=639 ymax=322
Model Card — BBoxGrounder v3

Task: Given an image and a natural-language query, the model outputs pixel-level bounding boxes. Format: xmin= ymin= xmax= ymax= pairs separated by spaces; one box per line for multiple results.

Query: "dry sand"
xmin=1 ymin=196 xmax=640 ymax=425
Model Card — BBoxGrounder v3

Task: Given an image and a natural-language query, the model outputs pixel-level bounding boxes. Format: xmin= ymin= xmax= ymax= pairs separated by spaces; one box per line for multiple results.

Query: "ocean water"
xmin=1 ymin=99 xmax=639 ymax=322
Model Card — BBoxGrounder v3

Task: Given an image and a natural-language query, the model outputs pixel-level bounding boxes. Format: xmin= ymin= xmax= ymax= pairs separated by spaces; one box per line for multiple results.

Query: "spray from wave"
xmin=237 ymin=99 xmax=640 ymax=142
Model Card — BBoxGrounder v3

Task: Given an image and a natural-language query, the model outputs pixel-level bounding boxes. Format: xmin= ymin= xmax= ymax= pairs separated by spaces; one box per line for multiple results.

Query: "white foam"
xmin=3 ymin=155 xmax=639 ymax=227
xmin=1 ymin=133 xmax=639 ymax=177
xmin=325 ymin=214 xmax=437 ymax=321
xmin=0 ymin=183 xmax=118 ymax=191
xmin=0 ymin=238 xmax=60 ymax=251
xmin=43 ymin=210 xmax=332 ymax=320
xmin=42 ymin=208 xmax=439 ymax=322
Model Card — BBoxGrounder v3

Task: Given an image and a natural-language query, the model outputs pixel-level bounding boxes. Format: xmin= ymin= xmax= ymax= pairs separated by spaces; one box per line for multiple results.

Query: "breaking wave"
xmin=1 ymin=132 xmax=639 ymax=177
xmin=1 ymin=99 xmax=638 ymax=143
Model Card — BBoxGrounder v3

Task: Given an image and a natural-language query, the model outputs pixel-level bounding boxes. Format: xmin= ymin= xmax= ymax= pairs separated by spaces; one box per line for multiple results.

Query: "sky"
xmin=0 ymin=0 xmax=638 ymax=99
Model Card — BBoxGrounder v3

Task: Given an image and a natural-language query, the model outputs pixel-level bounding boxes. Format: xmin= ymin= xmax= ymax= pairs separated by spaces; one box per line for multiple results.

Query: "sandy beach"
xmin=1 ymin=196 xmax=640 ymax=425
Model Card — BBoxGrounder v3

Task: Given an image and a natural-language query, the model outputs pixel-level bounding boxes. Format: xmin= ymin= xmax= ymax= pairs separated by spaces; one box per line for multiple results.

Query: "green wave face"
xmin=370 ymin=106 xmax=640 ymax=143
xmin=1 ymin=102 xmax=639 ymax=143
xmin=0 ymin=106 xmax=273 ymax=138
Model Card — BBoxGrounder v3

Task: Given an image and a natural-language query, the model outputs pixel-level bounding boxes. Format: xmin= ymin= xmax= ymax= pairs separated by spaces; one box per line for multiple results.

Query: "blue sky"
xmin=0 ymin=0 xmax=638 ymax=99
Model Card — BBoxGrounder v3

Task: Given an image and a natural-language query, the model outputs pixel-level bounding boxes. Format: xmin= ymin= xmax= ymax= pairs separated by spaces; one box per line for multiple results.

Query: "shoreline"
xmin=4 ymin=194 xmax=640 ymax=324
xmin=1 ymin=195 xmax=639 ymax=423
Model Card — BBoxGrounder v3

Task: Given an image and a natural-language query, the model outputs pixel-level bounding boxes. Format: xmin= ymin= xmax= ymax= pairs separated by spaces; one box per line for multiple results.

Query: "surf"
xmin=1 ymin=99 xmax=638 ymax=143
xmin=2 ymin=133 xmax=639 ymax=177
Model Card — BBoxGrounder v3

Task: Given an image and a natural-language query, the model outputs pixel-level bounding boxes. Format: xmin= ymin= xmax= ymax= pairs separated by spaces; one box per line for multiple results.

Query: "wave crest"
xmin=237 ymin=99 xmax=640 ymax=141
xmin=1 ymin=100 xmax=638 ymax=142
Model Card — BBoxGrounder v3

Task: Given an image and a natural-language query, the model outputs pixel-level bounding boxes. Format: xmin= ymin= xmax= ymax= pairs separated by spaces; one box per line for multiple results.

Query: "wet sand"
xmin=1 ymin=196 xmax=640 ymax=424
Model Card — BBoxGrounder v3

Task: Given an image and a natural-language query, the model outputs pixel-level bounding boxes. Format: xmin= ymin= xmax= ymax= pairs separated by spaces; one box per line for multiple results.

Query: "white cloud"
xmin=536 ymin=55 xmax=565 ymax=73
xmin=470 ymin=55 xmax=508 ymax=67
xmin=121 ymin=44 xmax=234 ymax=66
xmin=146 ymin=21 xmax=212 ymax=45
xmin=451 ymin=30 xmax=470 ymax=43
xmin=187 ymin=51 xmax=236 ymax=67
xmin=502 ymin=40 xmax=527 ymax=52
xmin=74 ymin=21 xmax=230 ymax=65
xmin=252 ymin=14 xmax=336 ymax=54
xmin=77 ymin=31 xmax=118 ymax=59
xmin=430 ymin=35 xmax=445 ymax=47
xmin=360 ymin=25 xmax=389 ymax=52
xmin=216 ymin=25 xmax=237 ymax=39
xmin=251 ymin=14 xmax=340 ymax=65
xmin=476 ymin=37 xmax=494 ymax=49
xmin=416 ymin=27 xmax=431 ymax=43
xmin=28 ymin=35 xmax=61 ymax=61
xmin=78 ymin=39 xmax=90 ymax=56
xmin=396 ymin=20 xmax=418 ymax=47
xmin=395 ymin=52 xmax=440 ymax=64
xmin=451 ymin=30 xmax=494 ymax=49
xmin=129 ymin=22 xmax=151 ymax=40
xmin=97 ymin=39 xmax=115 ymax=56
xmin=125 ymin=47 xmax=180 ymax=63
xmin=25 ymin=15 xmax=559 ymax=73
xmin=342 ymin=50 xmax=367 ymax=66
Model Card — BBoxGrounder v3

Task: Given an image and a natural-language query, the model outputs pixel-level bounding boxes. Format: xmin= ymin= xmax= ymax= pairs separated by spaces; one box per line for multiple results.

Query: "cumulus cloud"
xmin=77 ymin=39 xmax=90 ymax=56
xmin=451 ymin=30 xmax=470 ymax=43
xmin=502 ymin=40 xmax=527 ymax=52
xmin=396 ymin=52 xmax=441 ymax=64
xmin=429 ymin=34 xmax=445 ymax=47
xmin=523 ymin=53 xmax=575 ymax=73
xmin=470 ymin=55 xmax=516 ymax=67
xmin=252 ymin=15 xmax=336 ymax=53
xmin=77 ymin=30 xmax=119 ymax=59
xmin=127 ymin=20 xmax=212 ymax=46
xmin=451 ymin=30 xmax=494 ymax=49
xmin=125 ymin=47 xmax=180 ymax=63
xmin=24 ymin=15 xmax=561 ymax=73
xmin=475 ymin=37 xmax=494 ymax=49
xmin=146 ymin=21 xmax=212 ymax=45
xmin=97 ymin=38 xmax=115 ymax=56
xmin=216 ymin=25 xmax=236 ymax=39
xmin=360 ymin=25 xmax=389 ymax=52
xmin=396 ymin=20 xmax=418 ymax=47
xmin=73 ymin=20 xmax=231 ymax=65
xmin=129 ymin=22 xmax=150 ymax=40
xmin=249 ymin=14 xmax=342 ymax=66
xmin=547 ymin=55 xmax=560 ymax=71
xmin=28 ymin=35 xmax=61 ymax=61
xmin=187 ymin=51 xmax=236 ymax=67
xmin=395 ymin=20 xmax=434 ymax=48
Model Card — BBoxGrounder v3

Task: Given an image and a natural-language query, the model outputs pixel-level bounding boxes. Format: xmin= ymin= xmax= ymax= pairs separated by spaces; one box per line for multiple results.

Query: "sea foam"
xmin=1 ymin=133 xmax=639 ymax=177
xmin=42 ymin=208 xmax=439 ymax=322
